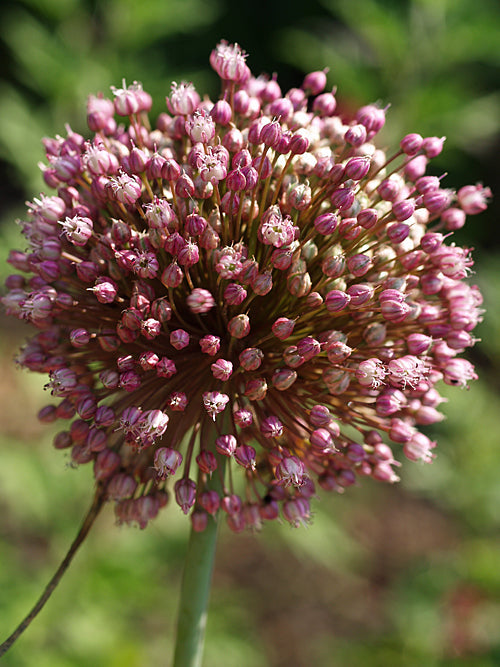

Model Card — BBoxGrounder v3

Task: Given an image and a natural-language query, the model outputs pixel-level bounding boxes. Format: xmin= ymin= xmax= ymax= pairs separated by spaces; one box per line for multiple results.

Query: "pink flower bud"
xmin=272 ymin=368 xmax=297 ymax=391
xmin=200 ymin=490 xmax=220 ymax=515
xmin=302 ymin=69 xmax=328 ymax=95
xmin=215 ymin=434 xmax=237 ymax=457
xmin=199 ymin=335 xmax=220 ymax=356
xmin=457 ymin=184 xmax=491 ymax=215
xmin=344 ymin=124 xmax=367 ymax=147
xmin=228 ymin=314 xmax=250 ymax=338
xmin=94 ymin=448 xmax=121 ymax=480
xmin=244 ymin=378 xmax=267 ymax=401
xmin=234 ymin=444 xmax=256 ymax=469
xmin=325 ymin=290 xmax=350 ymax=312
xmin=187 ymin=288 xmax=215 ymax=314
xmin=211 ymin=358 xmax=233 ymax=380
xmin=260 ymin=416 xmax=283 ymax=438
xmin=154 ymin=448 xmax=183 ymax=479
xmin=344 ymin=156 xmax=371 ymax=180
xmin=174 ymin=478 xmax=197 ymax=514
xmin=277 ymin=456 xmax=306 ymax=487
xmin=400 ymin=133 xmax=423 ymax=155
xmin=196 ymin=450 xmax=218 ymax=474
xmin=239 ymin=347 xmax=263 ymax=371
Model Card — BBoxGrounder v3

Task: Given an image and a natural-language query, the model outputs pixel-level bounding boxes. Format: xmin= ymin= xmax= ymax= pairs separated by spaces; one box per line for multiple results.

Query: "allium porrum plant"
xmin=1 ymin=41 xmax=489 ymax=664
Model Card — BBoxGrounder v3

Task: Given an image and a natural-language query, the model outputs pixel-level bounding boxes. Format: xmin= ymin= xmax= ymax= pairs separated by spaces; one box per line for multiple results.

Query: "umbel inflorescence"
xmin=3 ymin=41 xmax=489 ymax=532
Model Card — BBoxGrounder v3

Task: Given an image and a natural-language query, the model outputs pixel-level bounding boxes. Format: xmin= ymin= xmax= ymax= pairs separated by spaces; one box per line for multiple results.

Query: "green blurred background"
xmin=0 ymin=0 xmax=499 ymax=665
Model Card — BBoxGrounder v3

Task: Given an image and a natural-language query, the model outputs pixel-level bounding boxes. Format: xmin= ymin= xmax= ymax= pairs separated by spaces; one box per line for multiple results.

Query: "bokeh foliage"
xmin=0 ymin=0 xmax=499 ymax=665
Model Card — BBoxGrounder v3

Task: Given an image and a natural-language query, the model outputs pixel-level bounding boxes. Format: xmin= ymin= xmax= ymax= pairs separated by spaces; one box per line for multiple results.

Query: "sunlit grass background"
xmin=1 ymin=1 xmax=499 ymax=665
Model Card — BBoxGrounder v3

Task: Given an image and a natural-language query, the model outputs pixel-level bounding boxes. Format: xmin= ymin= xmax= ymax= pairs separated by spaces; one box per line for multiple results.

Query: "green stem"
xmin=0 ymin=486 xmax=106 ymax=657
xmin=173 ymin=424 xmax=227 ymax=667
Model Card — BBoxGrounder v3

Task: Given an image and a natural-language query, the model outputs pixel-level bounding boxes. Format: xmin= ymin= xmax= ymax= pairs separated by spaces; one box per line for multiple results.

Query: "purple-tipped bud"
xmin=260 ymin=120 xmax=282 ymax=149
xmin=199 ymin=490 xmax=220 ymax=515
xmin=330 ymin=187 xmax=355 ymax=211
xmin=174 ymin=478 xmax=197 ymax=515
xmin=272 ymin=317 xmax=295 ymax=340
xmin=94 ymin=449 xmax=121 ymax=480
xmin=170 ymin=329 xmax=190 ymax=350
xmin=392 ymin=198 xmax=416 ymax=222
xmin=289 ymin=131 xmax=310 ymax=155
xmin=244 ymin=377 xmax=268 ymax=401
xmin=70 ymin=328 xmax=90 ymax=347
xmin=313 ymin=92 xmax=336 ymax=116
xmin=423 ymin=189 xmax=452 ymax=215
xmin=344 ymin=124 xmax=367 ymax=147
xmin=196 ymin=450 xmax=218 ymax=474
xmin=357 ymin=208 xmax=378 ymax=229
xmin=272 ymin=368 xmax=297 ymax=390
xmin=211 ymin=358 xmax=233 ymax=380
xmin=234 ymin=444 xmax=256 ymax=469
xmin=356 ymin=104 xmax=386 ymax=135
xmin=215 ymin=434 xmax=237 ymax=457
xmin=325 ymin=290 xmax=350 ymax=312
xmin=302 ymin=69 xmax=328 ymax=95
xmin=344 ymin=156 xmax=371 ymax=181
xmin=199 ymin=335 xmax=220 ymax=356
xmin=400 ymin=133 xmax=423 ymax=155
xmin=310 ymin=428 xmax=335 ymax=453
xmin=407 ymin=333 xmax=433 ymax=355
xmin=228 ymin=314 xmax=250 ymax=338
xmin=314 ymin=212 xmax=338 ymax=235
xmin=239 ymin=347 xmax=264 ymax=371
xmin=423 ymin=136 xmax=445 ymax=158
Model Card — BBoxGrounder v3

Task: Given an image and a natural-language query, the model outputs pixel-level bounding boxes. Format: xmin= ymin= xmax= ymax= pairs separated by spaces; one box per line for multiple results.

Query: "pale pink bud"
xmin=302 ymin=69 xmax=328 ymax=95
xmin=457 ymin=184 xmax=491 ymax=215
xmin=203 ymin=391 xmax=229 ymax=419
xmin=211 ymin=358 xmax=233 ymax=380
xmin=187 ymin=288 xmax=215 ymax=313
xmin=277 ymin=456 xmax=306 ymax=487
xmin=215 ymin=434 xmax=237 ymax=457
xmin=260 ymin=416 xmax=283 ymax=438
xmin=154 ymin=447 xmax=183 ymax=479
xmin=199 ymin=335 xmax=220 ymax=356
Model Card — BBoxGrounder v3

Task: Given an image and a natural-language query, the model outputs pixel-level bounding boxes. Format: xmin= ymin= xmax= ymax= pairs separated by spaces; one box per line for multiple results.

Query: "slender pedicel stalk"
xmin=0 ymin=487 xmax=106 ymax=657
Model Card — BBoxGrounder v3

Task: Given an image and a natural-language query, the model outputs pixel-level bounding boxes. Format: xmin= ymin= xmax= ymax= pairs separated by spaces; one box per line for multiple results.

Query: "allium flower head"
xmin=2 ymin=41 xmax=487 ymax=532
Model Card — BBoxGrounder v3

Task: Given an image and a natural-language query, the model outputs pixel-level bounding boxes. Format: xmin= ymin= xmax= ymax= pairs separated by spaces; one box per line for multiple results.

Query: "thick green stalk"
xmin=173 ymin=427 xmax=226 ymax=667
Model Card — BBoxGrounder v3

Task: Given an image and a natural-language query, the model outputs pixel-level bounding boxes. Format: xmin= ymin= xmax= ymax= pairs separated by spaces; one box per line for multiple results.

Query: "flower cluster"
xmin=2 ymin=41 xmax=488 ymax=532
